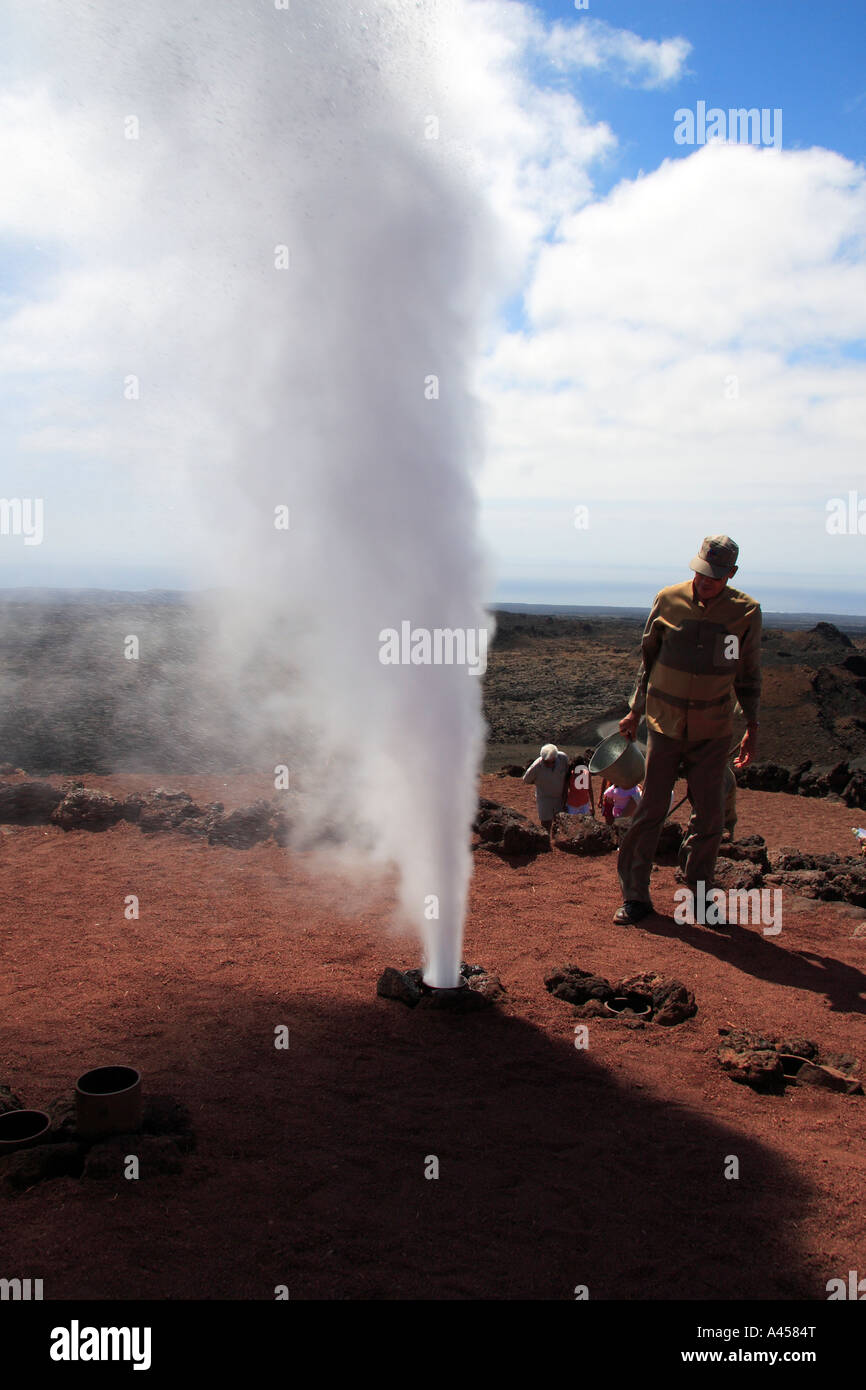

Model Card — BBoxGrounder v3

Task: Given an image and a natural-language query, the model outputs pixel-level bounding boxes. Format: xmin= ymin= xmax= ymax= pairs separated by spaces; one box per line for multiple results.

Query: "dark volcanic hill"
xmin=484 ymin=611 xmax=866 ymax=766
xmin=0 ymin=595 xmax=864 ymax=774
xmin=0 ymin=594 xmax=275 ymax=775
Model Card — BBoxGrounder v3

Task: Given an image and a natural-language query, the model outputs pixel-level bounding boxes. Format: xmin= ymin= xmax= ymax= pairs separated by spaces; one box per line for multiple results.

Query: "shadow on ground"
xmin=4 ymin=984 xmax=820 ymax=1301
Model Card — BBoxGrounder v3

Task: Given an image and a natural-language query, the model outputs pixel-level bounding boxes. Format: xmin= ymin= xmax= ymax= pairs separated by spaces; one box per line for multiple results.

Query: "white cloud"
xmin=528 ymin=145 xmax=866 ymax=345
xmin=475 ymin=207 xmax=866 ymax=583
xmin=0 ymin=0 xmax=862 ymax=594
xmin=477 ymin=142 xmax=866 ymax=517
xmin=0 ymin=0 xmax=623 ymax=498
xmin=411 ymin=0 xmax=618 ymax=287
xmin=541 ymin=17 xmax=692 ymax=89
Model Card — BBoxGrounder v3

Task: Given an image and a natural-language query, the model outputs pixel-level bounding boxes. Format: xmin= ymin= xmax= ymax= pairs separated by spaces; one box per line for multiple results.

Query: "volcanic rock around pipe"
xmin=377 ymin=962 xmax=504 ymax=1011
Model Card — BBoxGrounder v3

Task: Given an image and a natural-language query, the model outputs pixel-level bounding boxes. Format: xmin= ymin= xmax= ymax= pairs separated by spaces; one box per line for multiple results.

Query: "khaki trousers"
xmin=617 ymin=729 xmax=731 ymax=903
xmin=685 ymin=776 xmax=738 ymax=842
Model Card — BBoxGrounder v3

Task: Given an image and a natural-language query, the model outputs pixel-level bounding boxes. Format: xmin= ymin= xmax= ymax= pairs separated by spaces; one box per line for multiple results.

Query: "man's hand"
xmin=733 ymin=725 xmax=758 ymax=769
xmin=619 ymin=709 xmax=640 ymax=741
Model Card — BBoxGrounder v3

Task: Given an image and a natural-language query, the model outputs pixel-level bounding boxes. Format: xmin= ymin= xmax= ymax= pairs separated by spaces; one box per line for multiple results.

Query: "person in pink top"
xmin=602 ymin=782 xmax=641 ymax=823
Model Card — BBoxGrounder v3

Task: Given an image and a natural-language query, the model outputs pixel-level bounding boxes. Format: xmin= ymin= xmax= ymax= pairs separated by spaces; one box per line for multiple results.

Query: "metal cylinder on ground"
xmin=75 ymin=1065 xmax=142 ymax=1140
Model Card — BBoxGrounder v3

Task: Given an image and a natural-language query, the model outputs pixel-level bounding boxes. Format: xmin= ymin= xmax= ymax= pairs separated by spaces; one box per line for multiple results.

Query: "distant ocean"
xmin=0 ymin=566 xmax=863 ymax=624
xmin=492 ymin=581 xmax=866 ymax=621
xmin=493 ymin=602 xmax=866 ymax=631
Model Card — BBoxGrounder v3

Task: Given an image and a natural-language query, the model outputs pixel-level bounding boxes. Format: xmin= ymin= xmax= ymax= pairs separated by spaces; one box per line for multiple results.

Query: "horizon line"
xmin=0 ymin=585 xmax=864 ymax=624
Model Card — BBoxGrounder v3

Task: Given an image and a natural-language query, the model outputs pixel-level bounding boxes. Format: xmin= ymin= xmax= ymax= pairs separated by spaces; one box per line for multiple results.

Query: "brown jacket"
xmin=629 ymin=580 xmax=762 ymax=740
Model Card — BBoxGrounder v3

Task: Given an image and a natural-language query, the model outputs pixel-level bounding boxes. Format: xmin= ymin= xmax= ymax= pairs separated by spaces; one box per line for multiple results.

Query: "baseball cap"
xmin=690 ymin=535 xmax=739 ymax=579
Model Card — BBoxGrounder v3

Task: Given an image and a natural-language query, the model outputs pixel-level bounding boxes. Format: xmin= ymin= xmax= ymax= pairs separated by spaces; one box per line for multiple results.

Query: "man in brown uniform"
xmin=614 ymin=536 xmax=761 ymax=927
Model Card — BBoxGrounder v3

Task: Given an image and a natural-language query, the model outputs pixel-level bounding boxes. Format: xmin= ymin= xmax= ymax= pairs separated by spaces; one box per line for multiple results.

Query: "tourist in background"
xmin=602 ymin=781 xmax=641 ymax=823
xmin=523 ymin=743 xmax=569 ymax=845
xmin=565 ymin=755 xmax=594 ymax=817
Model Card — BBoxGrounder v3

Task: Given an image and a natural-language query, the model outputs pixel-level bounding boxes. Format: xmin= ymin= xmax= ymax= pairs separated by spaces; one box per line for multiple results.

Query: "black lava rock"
xmin=378 ymin=963 xmax=502 ymax=1010
xmin=545 ymin=966 xmax=614 ymax=1005
xmin=1 ymin=1142 xmax=86 ymax=1190
xmin=0 ymin=780 xmax=64 ymax=824
xmin=735 ymin=762 xmax=792 ymax=793
xmin=553 ymin=817 xmax=617 ymax=855
xmin=415 ymin=983 xmax=494 ymax=1012
xmin=376 ymin=966 xmax=424 ymax=1008
xmin=142 ymin=1094 xmax=196 ymax=1153
xmin=207 ymin=800 xmax=276 ymax=848
xmin=52 ymin=788 xmax=124 ymax=831
xmin=719 ymin=834 xmax=769 ymax=870
xmin=83 ymin=1134 xmax=184 ymax=1180
xmin=616 ymin=972 xmax=697 ymax=1025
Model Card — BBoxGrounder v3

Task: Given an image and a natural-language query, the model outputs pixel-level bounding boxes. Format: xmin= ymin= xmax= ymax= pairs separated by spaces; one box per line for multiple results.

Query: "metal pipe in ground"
xmin=75 ymin=1065 xmax=142 ymax=1140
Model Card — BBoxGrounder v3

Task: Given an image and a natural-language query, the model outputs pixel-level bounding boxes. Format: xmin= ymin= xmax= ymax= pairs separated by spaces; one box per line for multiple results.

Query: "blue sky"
xmin=1 ymin=0 xmax=865 ymax=612
xmin=500 ymin=0 xmax=866 ymax=324
xmin=538 ymin=0 xmax=865 ymax=185
xmin=471 ymin=0 xmax=866 ymax=611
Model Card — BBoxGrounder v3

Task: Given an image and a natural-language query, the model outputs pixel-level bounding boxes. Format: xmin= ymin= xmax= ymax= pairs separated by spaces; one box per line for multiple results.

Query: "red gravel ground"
xmin=2 ymin=771 xmax=865 ymax=1300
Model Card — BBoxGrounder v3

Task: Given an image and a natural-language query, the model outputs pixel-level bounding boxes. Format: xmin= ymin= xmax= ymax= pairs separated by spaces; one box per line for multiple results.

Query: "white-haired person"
xmin=523 ymin=743 xmax=569 ymax=845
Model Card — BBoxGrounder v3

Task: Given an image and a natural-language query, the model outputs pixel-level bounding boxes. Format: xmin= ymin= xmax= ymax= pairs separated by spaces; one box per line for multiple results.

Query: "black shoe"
xmin=613 ymin=900 xmax=654 ymax=925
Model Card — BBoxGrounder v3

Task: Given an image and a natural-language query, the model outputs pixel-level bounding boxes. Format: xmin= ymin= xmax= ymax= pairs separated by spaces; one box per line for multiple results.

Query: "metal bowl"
xmin=589 ymin=732 xmax=646 ymax=788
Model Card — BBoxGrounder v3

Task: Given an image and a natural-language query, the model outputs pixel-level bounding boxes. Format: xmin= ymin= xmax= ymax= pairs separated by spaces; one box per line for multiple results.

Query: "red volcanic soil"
xmin=2 ymin=772 xmax=866 ymax=1301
